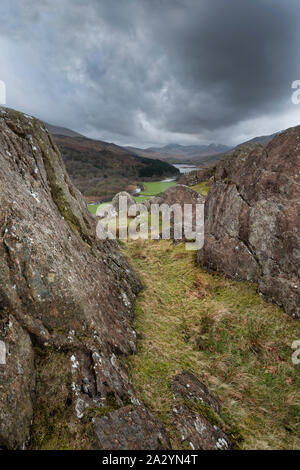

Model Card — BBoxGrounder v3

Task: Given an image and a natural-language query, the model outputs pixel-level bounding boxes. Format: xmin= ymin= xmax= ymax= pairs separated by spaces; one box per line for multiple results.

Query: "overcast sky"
xmin=1 ymin=0 xmax=300 ymax=147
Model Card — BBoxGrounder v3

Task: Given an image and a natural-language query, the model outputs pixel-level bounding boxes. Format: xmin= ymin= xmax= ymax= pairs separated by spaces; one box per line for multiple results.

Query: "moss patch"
xmin=34 ymin=127 xmax=92 ymax=247
xmin=30 ymin=351 xmax=93 ymax=450
xmin=191 ymin=181 xmax=210 ymax=197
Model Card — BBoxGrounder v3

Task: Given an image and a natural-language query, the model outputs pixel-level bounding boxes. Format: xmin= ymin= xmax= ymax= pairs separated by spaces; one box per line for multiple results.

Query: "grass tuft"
xmin=191 ymin=181 xmax=211 ymax=197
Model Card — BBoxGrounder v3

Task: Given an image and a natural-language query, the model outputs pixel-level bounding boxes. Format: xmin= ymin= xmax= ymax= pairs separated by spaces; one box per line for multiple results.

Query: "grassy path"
xmin=122 ymin=239 xmax=300 ymax=450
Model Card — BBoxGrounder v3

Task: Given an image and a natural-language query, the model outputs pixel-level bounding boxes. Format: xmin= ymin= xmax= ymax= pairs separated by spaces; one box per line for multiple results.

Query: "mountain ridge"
xmin=45 ymin=122 xmax=281 ymax=165
xmin=143 ymin=143 xmax=231 ymax=154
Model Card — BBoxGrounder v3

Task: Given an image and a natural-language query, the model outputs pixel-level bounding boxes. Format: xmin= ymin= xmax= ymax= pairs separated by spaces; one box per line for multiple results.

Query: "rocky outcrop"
xmin=171 ymin=371 xmax=221 ymax=414
xmin=178 ymin=167 xmax=215 ymax=186
xmin=149 ymin=184 xmax=205 ymax=208
xmin=0 ymin=107 xmax=169 ymax=449
xmin=143 ymin=184 xmax=205 ymax=207
xmin=198 ymin=129 xmax=300 ymax=318
xmin=171 ymin=372 xmax=232 ymax=450
xmin=93 ymin=404 xmax=171 ymax=450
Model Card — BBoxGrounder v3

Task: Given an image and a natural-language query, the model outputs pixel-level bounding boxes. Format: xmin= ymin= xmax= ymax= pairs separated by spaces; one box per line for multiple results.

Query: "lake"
xmin=173 ymin=164 xmax=197 ymax=174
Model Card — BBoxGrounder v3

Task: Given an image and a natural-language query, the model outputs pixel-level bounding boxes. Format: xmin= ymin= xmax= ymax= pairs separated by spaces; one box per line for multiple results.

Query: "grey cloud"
xmin=0 ymin=0 xmax=300 ymax=146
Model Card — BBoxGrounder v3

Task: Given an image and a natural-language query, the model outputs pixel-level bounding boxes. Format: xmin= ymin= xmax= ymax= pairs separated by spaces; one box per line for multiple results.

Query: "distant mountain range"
xmin=127 ymin=132 xmax=282 ymax=165
xmin=145 ymin=143 xmax=230 ymax=154
xmin=45 ymin=123 xmax=233 ymax=165
xmin=45 ymin=122 xmax=283 ymax=200
xmin=126 ymin=143 xmax=232 ymax=165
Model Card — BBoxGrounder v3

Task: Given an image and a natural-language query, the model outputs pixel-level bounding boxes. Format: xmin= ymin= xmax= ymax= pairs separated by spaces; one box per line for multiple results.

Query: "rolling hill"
xmin=126 ymin=143 xmax=232 ymax=165
xmin=45 ymin=124 xmax=179 ymax=201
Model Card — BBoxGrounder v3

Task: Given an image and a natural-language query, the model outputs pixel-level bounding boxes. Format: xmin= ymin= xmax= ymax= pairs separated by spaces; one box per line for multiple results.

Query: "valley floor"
xmin=122 ymin=239 xmax=300 ymax=450
xmin=88 ymin=180 xmax=176 ymax=214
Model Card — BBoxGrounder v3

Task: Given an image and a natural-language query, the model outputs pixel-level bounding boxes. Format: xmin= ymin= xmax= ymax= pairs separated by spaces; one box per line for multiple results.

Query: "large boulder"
xmin=0 ymin=107 xmax=169 ymax=449
xmin=198 ymin=128 xmax=300 ymax=318
xmin=178 ymin=167 xmax=215 ymax=186
xmin=150 ymin=184 xmax=205 ymax=207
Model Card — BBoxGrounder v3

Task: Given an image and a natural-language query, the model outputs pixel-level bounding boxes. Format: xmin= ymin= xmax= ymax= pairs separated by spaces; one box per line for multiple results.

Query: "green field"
xmin=137 ymin=181 xmax=176 ymax=196
xmin=88 ymin=180 xmax=176 ymax=214
xmin=87 ymin=202 xmax=109 ymax=215
xmin=133 ymin=195 xmax=151 ymax=202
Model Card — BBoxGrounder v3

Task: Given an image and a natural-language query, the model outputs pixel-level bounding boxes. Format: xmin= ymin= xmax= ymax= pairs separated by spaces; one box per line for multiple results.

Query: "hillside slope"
xmin=44 ymin=122 xmax=84 ymax=138
xmin=45 ymin=126 xmax=179 ymax=201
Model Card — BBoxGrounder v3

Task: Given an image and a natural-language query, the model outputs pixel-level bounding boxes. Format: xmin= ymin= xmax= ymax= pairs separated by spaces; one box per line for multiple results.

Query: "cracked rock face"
xmin=93 ymin=404 xmax=171 ymax=450
xmin=172 ymin=407 xmax=232 ymax=451
xmin=197 ymin=129 xmax=300 ymax=318
xmin=0 ymin=107 xmax=169 ymax=449
xmin=171 ymin=371 xmax=221 ymax=415
xmin=171 ymin=372 xmax=232 ymax=450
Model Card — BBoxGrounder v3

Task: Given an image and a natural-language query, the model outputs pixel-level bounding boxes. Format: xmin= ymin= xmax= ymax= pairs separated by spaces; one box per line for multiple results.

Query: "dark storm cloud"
xmin=0 ymin=0 xmax=300 ymax=146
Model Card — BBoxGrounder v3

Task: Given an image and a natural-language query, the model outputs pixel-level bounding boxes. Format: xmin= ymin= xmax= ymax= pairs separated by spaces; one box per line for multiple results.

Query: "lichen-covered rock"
xmin=178 ymin=167 xmax=215 ymax=186
xmin=0 ymin=107 xmax=170 ymax=449
xmin=171 ymin=371 xmax=221 ymax=414
xmin=171 ymin=372 xmax=232 ymax=450
xmin=198 ymin=129 xmax=300 ymax=318
xmin=93 ymin=404 xmax=172 ymax=450
xmin=0 ymin=316 xmax=35 ymax=449
xmin=172 ymin=406 xmax=232 ymax=450
xmin=151 ymin=184 xmax=205 ymax=208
